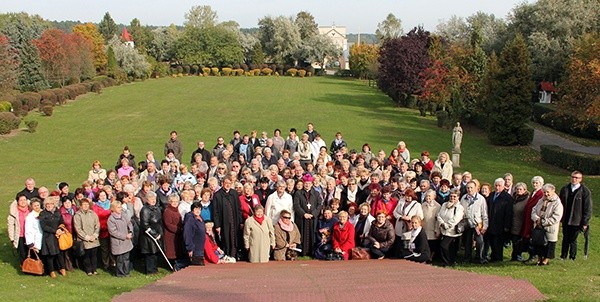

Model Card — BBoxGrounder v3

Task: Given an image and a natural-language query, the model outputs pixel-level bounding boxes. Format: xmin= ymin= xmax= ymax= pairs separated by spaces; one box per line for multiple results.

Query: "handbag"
xmin=326 ymin=252 xmax=344 ymax=261
xmin=22 ymin=249 xmax=44 ymax=275
xmin=58 ymin=224 xmax=73 ymax=251
xmin=531 ymin=227 xmax=547 ymax=246
xmin=453 ymin=207 xmax=465 ymax=234
xmin=351 ymin=247 xmax=371 ymax=260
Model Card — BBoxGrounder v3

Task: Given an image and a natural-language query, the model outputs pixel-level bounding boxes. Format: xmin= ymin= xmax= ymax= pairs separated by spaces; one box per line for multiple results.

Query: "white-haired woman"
xmin=436 ymin=188 xmax=464 ymax=266
xmin=531 ymin=184 xmax=563 ymax=266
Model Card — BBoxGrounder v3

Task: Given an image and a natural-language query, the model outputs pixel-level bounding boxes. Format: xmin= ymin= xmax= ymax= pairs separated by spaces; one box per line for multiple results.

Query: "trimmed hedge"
xmin=41 ymin=105 xmax=53 ymax=116
xmin=19 ymin=92 xmax=42 ymax=109
xmin=0 ymin=112 xmax=20 ymax=134
xmin=532 ymin=103 xmax=600 ymax=139
xmin=540 ymin=145 xmax=600 ymax=175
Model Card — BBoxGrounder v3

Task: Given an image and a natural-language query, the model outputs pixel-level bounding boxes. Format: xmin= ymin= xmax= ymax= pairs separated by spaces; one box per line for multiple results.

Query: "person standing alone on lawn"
xmin=559 ymin=171 xmax=592 ymax=260
xmin=165 ymin=131 xmax=183 ymax=163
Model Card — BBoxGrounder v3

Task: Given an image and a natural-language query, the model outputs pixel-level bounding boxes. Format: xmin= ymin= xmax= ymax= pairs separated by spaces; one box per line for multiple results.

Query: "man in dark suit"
xmin=484 ymin=178 xmax=513 ymax=262
xmin=190 ymin=141 xmax=212 ymax=164
xmin=559 ymin=171 xmax=593 ymax=260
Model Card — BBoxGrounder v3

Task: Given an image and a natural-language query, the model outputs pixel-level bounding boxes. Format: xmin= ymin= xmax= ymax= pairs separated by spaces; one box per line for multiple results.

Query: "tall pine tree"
xmin=485 ymin=34 xmax=533 ymax=145
xmin=1 ymin=14 xmax=49 ymax=91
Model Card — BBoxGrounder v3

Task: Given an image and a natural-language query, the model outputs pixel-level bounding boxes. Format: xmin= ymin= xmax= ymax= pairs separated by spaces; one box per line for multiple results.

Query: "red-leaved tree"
xmin=378 ymin=26 xmax=431 ymax=107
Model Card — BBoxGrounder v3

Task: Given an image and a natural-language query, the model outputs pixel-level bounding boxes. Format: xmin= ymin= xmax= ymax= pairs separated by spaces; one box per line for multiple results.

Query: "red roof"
xmin=121 ymin=28 xmax=132 ymax=42
xmin=540 ymin=81 xmax=556 ymax=92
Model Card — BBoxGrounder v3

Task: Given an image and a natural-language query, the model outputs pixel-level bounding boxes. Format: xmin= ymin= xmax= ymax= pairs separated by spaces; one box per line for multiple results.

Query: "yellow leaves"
xmin=72 ymin=23 xmax=107 ymax=70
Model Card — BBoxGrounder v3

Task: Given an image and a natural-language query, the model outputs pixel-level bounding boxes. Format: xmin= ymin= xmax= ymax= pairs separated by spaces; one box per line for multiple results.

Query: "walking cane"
xmin=584 ymin=226 xmax=590 ymax=260
xmin=145 ymin=228 xmax=175 ymax=271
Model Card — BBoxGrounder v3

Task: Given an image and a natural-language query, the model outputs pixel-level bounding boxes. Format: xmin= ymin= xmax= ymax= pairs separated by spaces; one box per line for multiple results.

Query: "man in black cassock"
xmin=213 ymin=177 xmax=243 ymax=259
xmin=293 ymin=174 xmax=322 ymax=257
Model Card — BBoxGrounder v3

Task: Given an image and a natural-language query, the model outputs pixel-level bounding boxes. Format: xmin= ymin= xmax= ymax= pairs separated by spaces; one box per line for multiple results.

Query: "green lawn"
xmin=0 ymin=76 xmax=598 ymax=301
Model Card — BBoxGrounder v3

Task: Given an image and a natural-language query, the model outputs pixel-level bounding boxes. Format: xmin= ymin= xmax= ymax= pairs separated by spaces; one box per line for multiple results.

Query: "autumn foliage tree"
xmin=378 ymin=26 xmax=431 ymax=107
xmin=73 ymin=23 xmax=107 ymax=72
xmin=349 ymin=43 xmax=379 ymax=79
xmin=553 ymin=33 xmax=600 ymax=133
xmin=33 ymin=29 xmax=95 ymax=86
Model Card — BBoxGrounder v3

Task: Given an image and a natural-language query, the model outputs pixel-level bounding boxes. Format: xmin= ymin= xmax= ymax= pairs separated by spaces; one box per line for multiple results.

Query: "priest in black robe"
xmin=293 ymin=174 xmax=321 ymax=257
xmin=213 ymin=177 xmax=243 ymax=259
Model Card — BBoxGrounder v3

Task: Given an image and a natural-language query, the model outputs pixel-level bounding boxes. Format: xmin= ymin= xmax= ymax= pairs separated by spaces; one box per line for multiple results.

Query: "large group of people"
xmin=7 ymin=124 xmax=593 ymax=278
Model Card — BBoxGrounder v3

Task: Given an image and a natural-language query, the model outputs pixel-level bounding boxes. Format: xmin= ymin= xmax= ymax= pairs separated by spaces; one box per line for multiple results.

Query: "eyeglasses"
xmin=282 ymin=216 xmax=291 ymax=219
xmin=218 ymin=167 xmax=226 ymax=170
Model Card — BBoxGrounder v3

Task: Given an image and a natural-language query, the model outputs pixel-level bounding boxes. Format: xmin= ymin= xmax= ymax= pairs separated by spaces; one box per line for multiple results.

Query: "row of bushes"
xmin=540 ymin=145 xmax=600 ymax=175
xmin=158 ymin=64 xmax=315 ymax=78
xmin=2 ymin=78 xmax=111 ymax=118
xmin=532 ymin=103 xmax=600 ymax=139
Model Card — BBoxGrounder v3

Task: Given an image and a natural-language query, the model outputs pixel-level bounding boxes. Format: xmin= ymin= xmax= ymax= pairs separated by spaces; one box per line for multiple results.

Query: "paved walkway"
xmin=531 ymin=129 xmax=600 ymax=155
xmin=113 ymin=260 xmax=545 ymax=302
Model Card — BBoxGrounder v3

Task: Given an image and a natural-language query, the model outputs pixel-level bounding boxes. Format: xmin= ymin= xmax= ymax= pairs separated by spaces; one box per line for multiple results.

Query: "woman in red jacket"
xmin=333 ymin=211 xmax=355 ymax=260
xmin=93 ymin=190 xmax=113 ymax=270
xmin=521 ymin=176 xmax=544 ymax=263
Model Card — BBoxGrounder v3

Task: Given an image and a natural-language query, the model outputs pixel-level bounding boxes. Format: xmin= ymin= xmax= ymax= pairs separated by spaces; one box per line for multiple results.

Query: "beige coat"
xmin=531 ymin=196 xmax=563 ymax=242
xmin=273 ymin=222 xmax=301 ymax=261
xmin=73 ymin=209 xmax=101 ymax=249
xmin=243 ymin=216 xmax=275 ymax=263
xmin=7 ymin=200 xmax=29 ymax=248
xmin=421 ymin=201 xmax=441 ymax=240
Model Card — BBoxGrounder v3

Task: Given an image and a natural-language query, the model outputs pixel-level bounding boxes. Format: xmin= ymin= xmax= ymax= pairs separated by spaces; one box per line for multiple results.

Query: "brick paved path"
xmin=113 ymin=260 xmax=545 ymax=302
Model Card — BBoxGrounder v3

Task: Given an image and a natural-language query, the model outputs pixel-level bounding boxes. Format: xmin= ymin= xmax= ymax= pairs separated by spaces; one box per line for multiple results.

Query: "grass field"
xmin=0 ymin=76 xmax=598 ymax=301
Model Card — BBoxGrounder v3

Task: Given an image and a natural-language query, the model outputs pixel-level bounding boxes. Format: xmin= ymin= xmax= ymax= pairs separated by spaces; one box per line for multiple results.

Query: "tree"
xmin=296 ymin=34 xmax=342 ymax=68
xmin=128 ymin=18 xmax=152 ymax=54
xmin=435 ymin=15 xmax=469 ymax=45
xmin=0 ymin=34 xmax=19 ymax=95
xmin=295 ymin=11 xmax=318 ymax=40
xmin=378 ymin=27 xmax=431 ymax=106
xmin=507 ymin=0 xmax=600 ymax=81
xmin=484 ymin=34 xmax=533 ymax=145
xmin=73 ymin=23 xmax=107 ymax=72
xmin=184 ymin=5 xmax=218 ymax=29
xmin=375 ymin=13 xmax=403 ymax=43
xmin=418 ymin=37 xmax=461 ymax=116
xmin=70 ymin=33 xmax=95 ymax=81
xmin=33 ymin=29 xmax=72 ymax=86
xmin=148 ymin=24 xmax=179 ymax=62
xmin=248 ymin=42 xmax=265 ymax=66
xmin=98 ymin=12 xmax=118 ymax=42
xmin=108 ymin=36 xmax=150 ymax=79
xmin=33 ymin=29 xmax=95 ymax=86
xmin=349 ymin=43 xmax=379 ymax=79
xmin=0 ymin=13 xmax=49 ymax=91
xmin=258 ymin=16 xmax=302 ymax=65
xmin=239 ymin=32 xmax=259 ymax=64
xmin=555 ymin=34 xmax=600 ymax=127
xmin=175 ymin=26 xmax=243 ymax=66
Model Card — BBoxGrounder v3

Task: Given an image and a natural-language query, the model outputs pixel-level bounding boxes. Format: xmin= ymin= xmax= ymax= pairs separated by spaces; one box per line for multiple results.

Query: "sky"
xmin=1 ymin=0 xmax=530 ymax=33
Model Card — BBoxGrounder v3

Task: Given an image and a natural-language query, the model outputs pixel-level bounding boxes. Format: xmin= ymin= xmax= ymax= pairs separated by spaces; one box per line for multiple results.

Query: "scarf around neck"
xmin=96 ymin=200 xmax=110 ymax=210
xmin=278 ymin=219 xmax=294 ymax=232
xmin=254 ymin=214 xmax=265 ymax=225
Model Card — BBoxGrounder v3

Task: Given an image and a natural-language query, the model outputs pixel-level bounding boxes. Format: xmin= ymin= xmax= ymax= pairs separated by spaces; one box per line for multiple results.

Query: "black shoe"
xmin=199 ymin=256 xmax=205 ymax=266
